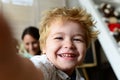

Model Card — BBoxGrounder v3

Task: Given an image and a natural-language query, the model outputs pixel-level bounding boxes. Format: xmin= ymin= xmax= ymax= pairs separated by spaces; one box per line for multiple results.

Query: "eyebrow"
xmin=51 ymin=32 xmax=85 ymax=38
xmin=50 ymin=32 xmax=64 ymax=36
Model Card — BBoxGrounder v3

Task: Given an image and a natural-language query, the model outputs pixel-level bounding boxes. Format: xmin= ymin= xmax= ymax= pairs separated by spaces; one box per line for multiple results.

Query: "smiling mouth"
xmin=58 ymin=53 xmax=76 ymax=57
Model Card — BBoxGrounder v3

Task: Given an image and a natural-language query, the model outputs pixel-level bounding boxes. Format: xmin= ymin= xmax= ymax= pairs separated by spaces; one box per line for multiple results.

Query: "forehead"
xmin=23 ymin=34 xmax=37 ymax=41
xmin=49 ymin=20 xmax=85 ymax=36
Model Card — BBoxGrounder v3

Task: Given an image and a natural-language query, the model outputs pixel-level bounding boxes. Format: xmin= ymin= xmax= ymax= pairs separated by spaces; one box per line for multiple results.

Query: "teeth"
xmin=64 ymin=54 xmax=70 ymax=57
xmin=59 ymin=54 xmax=75 ymax=57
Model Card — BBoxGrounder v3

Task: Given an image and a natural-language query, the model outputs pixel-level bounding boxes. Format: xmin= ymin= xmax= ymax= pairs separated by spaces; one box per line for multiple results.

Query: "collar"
xmin=56 ymin=68 xmax=83 ymax=80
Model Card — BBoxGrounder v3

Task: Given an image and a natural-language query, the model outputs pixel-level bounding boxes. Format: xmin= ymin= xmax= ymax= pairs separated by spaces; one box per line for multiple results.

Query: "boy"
xmin=31 ymin=7 xmax=98 ymax=80
xmin=0 ymin=7 xmax=98 ymax=80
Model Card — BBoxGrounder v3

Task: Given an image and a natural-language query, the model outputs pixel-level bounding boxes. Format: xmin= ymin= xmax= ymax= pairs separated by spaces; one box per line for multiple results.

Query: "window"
xmin=1 ymin=0 xmax=33 ymax=6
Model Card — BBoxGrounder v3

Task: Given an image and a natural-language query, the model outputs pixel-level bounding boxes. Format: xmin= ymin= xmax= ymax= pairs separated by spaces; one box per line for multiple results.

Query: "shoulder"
xmin=30 ymin=54 xmax=47 ymax=64
xmin=30 ymin=54 xmax=56 ymax=80
xmin=30 ymin=54 xmax=54 ymax=70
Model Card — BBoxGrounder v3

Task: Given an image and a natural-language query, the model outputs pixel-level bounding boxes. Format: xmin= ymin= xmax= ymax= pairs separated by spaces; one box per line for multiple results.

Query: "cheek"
xmin=45 ymin=42 xmax=60 ymax=54
xmin=46 ymin=45 xmax=58 ymax=53
xmin=24 ymin=45 xmax=29 ymax=50
xmin=77 ymin=45 xmax=87 ymax=65
xmin=77 ymin=44 xmax=87 ymax=56
xmin=45 ymin=38 xmax=61 ymax=54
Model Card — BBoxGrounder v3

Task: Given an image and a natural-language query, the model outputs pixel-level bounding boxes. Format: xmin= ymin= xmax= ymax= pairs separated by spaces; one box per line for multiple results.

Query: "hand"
xmin=0 ymin=12 xmax=17 ymax=61
xmin=0 ymin=12 xmax=43 ymax=80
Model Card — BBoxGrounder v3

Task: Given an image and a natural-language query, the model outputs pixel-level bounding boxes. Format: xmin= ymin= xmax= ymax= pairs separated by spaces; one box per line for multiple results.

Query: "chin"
xmin=58 ymin=64 xmax=76 ymax=71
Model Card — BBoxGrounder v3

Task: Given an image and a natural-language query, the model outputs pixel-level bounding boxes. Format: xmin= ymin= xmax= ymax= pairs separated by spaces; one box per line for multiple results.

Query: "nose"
xmin=63 ymin=39 xmax=75 ymax=49
xmin=29 ymin=44 xmax=34 ymax=50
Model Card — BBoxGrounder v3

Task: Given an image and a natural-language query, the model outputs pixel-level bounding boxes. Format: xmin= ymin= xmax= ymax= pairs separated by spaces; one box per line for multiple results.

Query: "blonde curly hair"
xmin=39 ymin=7 xmax=98 ymax=52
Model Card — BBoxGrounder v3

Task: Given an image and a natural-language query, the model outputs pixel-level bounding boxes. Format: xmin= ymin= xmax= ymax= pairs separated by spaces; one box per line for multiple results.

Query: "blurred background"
xmin=0 ymin=0 xmax=120 ymax=80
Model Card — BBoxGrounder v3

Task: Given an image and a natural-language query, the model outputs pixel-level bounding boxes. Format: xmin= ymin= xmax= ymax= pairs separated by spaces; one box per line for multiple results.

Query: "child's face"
xmin=43 ymin=20 xmax=87 ymax=74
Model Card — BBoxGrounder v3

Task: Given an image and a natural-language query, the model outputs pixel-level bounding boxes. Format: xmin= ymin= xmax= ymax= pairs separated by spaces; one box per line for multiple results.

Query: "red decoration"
xmin=108 ymin=23 xmax=120 ymax=32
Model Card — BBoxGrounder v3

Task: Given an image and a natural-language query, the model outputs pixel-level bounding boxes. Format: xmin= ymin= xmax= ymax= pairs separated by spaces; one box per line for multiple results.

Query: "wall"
xmin=0 ymin=0 xmax=65 ymax=42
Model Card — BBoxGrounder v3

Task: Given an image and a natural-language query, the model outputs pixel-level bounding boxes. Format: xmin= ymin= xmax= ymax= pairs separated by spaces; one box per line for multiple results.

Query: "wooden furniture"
xmin=78 ymin=41 xmax=97 ymax=80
